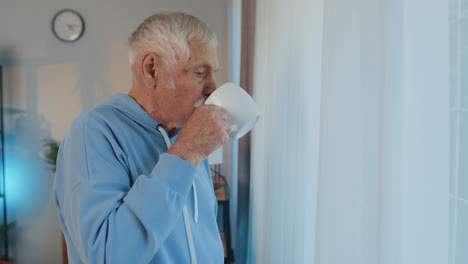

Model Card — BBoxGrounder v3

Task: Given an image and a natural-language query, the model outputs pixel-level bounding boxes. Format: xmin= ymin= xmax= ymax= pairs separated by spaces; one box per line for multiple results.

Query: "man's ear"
xmin=140 ymin=53 xmax=159 ymax=88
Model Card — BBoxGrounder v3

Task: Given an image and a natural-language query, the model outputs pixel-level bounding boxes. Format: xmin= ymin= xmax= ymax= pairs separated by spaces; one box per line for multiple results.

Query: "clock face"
xmin=52 ymin=9 xmax=85 ymax=42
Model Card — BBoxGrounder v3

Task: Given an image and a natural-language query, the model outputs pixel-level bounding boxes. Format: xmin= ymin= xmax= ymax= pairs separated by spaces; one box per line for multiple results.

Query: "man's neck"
xmin=128 ymin=85 xmax=179 ymax=134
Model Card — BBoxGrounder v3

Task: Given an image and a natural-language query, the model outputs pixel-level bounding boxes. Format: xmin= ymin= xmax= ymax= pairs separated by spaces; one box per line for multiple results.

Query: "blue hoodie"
xmin=54 ymin=93 xmax=224 ymax=264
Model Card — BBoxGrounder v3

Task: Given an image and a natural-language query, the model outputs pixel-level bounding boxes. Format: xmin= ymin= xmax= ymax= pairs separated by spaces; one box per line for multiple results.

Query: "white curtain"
xmin=247 ymin=0 xmax=324 ymax=263
xmin=247 ymin=0 xmax=450 ymax=263
xmin=315 ymin=0 xmax=383 ymax=262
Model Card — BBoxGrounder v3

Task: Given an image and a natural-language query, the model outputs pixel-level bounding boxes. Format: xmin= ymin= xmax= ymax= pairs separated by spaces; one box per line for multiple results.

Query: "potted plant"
xmin=40 ymin=139 xmax=60 ymax=172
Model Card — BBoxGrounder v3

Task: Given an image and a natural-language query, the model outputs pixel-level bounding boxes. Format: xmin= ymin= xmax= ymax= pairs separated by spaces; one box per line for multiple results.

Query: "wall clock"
xmin=52 ymin=9 xmax=85 ymax=43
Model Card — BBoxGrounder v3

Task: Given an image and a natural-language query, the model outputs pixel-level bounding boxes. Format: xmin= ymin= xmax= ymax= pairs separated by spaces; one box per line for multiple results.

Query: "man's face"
xmin=154 ymin=39 xmax=219 ymax=128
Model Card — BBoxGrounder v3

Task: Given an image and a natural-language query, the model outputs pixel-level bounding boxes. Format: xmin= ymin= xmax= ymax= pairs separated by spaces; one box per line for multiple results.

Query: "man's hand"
xmin=167 ymin=105 xmax=232 ymax=167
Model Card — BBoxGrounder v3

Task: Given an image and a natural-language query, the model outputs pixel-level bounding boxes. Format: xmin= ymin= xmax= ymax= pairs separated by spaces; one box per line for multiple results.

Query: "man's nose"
xmin=203 ymin=79 xmax=217 ymax=96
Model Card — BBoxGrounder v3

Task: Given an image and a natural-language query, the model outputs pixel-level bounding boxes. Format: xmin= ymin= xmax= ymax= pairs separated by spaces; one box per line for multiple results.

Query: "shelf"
xmin=213 ymin=175 xmax=234 ymax=263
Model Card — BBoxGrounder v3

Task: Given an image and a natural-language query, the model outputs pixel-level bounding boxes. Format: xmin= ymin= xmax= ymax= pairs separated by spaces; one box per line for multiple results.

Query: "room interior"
xmin=0 ymin=0 xmax=463 ymax=263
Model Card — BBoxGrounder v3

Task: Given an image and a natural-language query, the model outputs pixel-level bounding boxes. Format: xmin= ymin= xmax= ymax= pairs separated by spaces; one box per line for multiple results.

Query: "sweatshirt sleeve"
xmin=55 ymin=115 xmax=195 ymax=264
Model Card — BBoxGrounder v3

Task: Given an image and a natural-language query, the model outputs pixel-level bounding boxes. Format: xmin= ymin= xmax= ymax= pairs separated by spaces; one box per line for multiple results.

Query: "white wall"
xmin=0 ymin=1 xmax=229 ymax=263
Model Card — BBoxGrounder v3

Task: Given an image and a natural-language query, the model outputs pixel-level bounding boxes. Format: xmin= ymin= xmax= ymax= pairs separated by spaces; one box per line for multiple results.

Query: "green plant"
xmin=40 ymin=139 xmax=60 ymax=172
xmin=0 ymin=221 xmax=15 ymax=243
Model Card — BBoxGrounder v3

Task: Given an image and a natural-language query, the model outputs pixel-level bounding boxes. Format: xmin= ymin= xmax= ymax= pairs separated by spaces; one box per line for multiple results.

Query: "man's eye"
xmin=196 ymin=72 xmax=207 ymax=78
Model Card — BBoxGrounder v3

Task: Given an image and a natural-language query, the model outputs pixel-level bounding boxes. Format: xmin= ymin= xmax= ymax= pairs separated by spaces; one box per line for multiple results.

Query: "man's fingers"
xmin=200 ymin=104 xmax=228 ymax=120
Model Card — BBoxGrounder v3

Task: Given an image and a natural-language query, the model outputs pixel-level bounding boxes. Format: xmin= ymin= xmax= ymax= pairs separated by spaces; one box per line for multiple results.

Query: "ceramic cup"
xmin=205 ymin=82 xmax=260 ymax=139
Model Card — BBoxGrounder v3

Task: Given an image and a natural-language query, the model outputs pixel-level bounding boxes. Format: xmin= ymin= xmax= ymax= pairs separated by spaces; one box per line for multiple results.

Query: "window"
xmin=450 ymin=0 xmax=468 ymax=263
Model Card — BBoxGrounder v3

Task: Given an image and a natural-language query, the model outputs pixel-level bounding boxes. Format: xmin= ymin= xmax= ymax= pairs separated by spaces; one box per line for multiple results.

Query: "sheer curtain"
xmin=247 ymin=0 xmax=449 ymax=263
xmin=315 ymin=0 xmax=383 ymax=262
xmin=247 ymin=0 xmax=324 ymax=263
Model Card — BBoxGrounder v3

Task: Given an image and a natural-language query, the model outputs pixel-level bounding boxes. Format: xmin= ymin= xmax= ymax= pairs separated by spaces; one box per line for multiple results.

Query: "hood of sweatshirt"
xmin=101 ymin=93 xmax=162 ymax=132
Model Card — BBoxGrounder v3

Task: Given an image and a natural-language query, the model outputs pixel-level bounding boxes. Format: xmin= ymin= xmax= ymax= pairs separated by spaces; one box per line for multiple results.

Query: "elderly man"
xmin=54 ymin=12 xmax=231 ymax=264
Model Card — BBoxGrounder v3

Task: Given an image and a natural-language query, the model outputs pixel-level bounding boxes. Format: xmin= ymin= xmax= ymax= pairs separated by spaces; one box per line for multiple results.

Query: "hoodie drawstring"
xmin=157 ymin=125 xmax=198 ymax=264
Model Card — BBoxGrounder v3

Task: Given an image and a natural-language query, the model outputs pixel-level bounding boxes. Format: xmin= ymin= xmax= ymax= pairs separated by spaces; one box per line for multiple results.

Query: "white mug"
xmin=205 ymin=82 xmax=260 ymax=139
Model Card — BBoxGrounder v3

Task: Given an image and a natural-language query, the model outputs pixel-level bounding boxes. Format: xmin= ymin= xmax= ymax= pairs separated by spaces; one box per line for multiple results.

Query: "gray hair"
xmin=128 ymin=12 xmax=218 ymax=75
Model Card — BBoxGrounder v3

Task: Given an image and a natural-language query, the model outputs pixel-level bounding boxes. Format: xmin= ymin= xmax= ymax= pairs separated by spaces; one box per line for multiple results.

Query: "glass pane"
xmin=460 ymin=20 xmax=468 ymax=108
xmin=457 ymin=112 xmax=468 ymax=199
xmin=462 ymin=0 xmax=468 ymax=13
xmin=450 ymin=198 xmax=457 ymax=264
xmin=451 ymin=0 xmax=460 ymax=22
xmin=451 ymin=113 xmax=459 ymax=195
xmin=451 ymin=23 xmax=460 ymax=108
xmin=456 ymin=202 xmax=468 ymax=264
xmin=459 ymin=112 xmax=468 ymax=197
